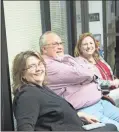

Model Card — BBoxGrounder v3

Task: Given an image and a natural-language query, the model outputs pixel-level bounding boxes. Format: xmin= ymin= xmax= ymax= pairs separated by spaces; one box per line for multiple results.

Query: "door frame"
xmin=1 ymin=1 xmax=14 ymax=130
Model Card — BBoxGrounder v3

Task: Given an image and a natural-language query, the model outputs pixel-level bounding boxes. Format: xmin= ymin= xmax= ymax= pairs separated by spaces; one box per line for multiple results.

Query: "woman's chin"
xmin=83 ymin=54 xmax=92 ymax=58
xmin=35 ymin=80 xmax=43 ymax=85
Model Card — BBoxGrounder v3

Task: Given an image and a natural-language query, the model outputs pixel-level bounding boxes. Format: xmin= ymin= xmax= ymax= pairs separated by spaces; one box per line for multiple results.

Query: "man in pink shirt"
xmin=39 ymin=31 xmax=119 ymax=130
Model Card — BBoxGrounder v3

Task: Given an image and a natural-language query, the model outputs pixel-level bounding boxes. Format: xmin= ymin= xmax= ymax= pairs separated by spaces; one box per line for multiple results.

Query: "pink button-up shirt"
xmin=44 ymin=55 xmax=102 ymax=109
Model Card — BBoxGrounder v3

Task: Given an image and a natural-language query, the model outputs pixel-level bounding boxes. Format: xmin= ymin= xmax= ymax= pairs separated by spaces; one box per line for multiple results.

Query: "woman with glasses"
xmin=12 ymin=50 xmax=117 ymax=131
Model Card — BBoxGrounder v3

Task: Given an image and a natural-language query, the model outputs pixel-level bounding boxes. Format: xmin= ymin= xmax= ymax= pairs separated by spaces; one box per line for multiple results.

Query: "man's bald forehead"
xmin=45 ymin=32 xmax=60 ymax=38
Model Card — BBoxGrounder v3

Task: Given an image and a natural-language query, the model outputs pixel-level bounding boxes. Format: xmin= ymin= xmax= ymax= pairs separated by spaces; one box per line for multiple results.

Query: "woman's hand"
xmin=77 ymin=112 xmax=99 ymax=124
xmin=110 ymin=79 xmax=119 ymax=88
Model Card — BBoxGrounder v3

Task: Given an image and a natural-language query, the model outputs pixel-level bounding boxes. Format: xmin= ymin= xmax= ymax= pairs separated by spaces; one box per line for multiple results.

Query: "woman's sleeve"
xmin=14 ymin=92 xmax=40 ymax=131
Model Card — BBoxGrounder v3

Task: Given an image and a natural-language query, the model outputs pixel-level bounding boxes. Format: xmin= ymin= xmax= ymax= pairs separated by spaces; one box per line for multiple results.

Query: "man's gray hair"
xmin=39 ymin=31 xmax=59 ymax=54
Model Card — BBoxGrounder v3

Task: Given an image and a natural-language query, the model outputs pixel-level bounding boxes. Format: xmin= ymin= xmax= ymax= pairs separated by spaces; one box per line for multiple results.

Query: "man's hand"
xmin=77 ymin=112 xmax=99 ymax=124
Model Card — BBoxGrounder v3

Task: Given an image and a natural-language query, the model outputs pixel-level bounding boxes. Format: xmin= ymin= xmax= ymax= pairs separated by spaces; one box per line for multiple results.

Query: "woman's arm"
xmin=14 ymin=92 xmax=40 ymax=131
xmin=110 ymin=79 xmax=119 ymax=88
xmin=77 ymin=111 xmax=99 ymax=124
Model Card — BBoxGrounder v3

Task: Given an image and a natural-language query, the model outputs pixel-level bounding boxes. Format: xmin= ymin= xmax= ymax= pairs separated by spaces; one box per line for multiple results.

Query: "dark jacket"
xmin=13 ymin=84 xmax=85 ymax=131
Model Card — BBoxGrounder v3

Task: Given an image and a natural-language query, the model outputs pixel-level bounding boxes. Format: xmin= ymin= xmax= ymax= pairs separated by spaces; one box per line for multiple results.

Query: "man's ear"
xmin=41 ymin=46 xmax=47 ymax=54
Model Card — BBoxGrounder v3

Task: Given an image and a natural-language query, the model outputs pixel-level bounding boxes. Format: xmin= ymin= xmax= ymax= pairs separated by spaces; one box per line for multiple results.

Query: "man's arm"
xmin=46 ymin=60 xmax=94 ymax=86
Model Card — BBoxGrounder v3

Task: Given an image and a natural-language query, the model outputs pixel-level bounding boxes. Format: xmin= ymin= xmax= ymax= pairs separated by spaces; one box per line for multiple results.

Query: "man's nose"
xmin=57 ymin=45 xmax=62 ymax=49
xmin=57 ymin=43 xmax=63 ymax=48
xmin=57 ymin=46 xmax=63 ymax=51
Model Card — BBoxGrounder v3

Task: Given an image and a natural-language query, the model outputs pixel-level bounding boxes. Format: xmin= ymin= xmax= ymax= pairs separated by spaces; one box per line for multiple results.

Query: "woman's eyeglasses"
xmin=23 ymin=61 xmax=44 ymax=71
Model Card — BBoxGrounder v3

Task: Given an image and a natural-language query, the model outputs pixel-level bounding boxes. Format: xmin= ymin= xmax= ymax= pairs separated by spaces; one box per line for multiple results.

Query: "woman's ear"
xmin=22 ymin=71 xmax=26 ymax=80
xmin=22 ymin=76 xmax=25 ymax=80
xmin=21 ymin=76 xmax=27 ymax=84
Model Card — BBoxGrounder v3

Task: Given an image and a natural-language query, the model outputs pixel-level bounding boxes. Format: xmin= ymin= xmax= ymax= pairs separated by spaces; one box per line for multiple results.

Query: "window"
xmin=50 ymin=1 xmax=69 ymax=53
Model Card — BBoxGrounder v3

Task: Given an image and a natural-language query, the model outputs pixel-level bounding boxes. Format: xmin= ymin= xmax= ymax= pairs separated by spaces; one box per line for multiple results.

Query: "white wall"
xmin=88 ymin=1 xmax=103 ymax=47
xmin=3 ymin=1 xmax=42 ymax=85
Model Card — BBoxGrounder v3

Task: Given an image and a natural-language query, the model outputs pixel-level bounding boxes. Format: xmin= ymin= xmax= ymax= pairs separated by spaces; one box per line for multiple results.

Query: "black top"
xmin=13 ymin=84 xmax=84 ymax=131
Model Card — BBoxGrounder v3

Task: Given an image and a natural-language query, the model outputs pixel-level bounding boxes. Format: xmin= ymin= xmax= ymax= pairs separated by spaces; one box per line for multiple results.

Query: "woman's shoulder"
xmin=74 ymin=56 xmax=89 ymax=64
xmin=99 ymin=56 xmax=105 ymax=61
xmin=14 ymin=84 xmax=42 ymax=100
xmin=99 ymin=56 xmax=110 ymax=66
xmin=12 ymin=85 xmax=42 ymax=111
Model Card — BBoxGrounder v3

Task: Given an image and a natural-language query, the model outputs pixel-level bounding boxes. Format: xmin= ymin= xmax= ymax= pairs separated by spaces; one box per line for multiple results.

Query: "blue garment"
xmin=78 ymin=99 xmax=119 ymax=130
xmin=99 ymin=49 xmax=104 ymax=58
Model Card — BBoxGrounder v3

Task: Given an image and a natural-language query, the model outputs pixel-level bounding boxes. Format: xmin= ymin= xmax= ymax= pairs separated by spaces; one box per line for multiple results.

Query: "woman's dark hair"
xmin=12 ymin=51 xmax=46 ymax=94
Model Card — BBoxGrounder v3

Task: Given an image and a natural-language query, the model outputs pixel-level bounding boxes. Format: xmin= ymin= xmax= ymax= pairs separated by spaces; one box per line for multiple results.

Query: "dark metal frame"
xmin=102 ymin=0 xmax=119 ymax=60
xmin=102 ymin=0 xmax=107 ymax=61
xmin=40 ymin=0 xmax=51 ymax=33
xmin=81 ymin=1 xmax=89 ymax=33
xmin=66 ymin=1 xmax=77 ymax=56
xmin=102 ymin=0 xmax=119 ymax=76
xmin=66 ymin=1 xmax=89 ymax=55
xmin=1 ymin=1 xmax=14 ymax=131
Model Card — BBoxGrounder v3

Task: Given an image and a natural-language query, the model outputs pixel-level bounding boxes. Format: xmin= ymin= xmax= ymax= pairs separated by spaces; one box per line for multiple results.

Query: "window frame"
xmin=1 ymin=1 xmax=14 ymax=130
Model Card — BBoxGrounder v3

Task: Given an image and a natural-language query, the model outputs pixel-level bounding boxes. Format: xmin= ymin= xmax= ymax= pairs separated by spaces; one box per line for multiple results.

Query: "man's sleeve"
xmin=46 ymin=60 xmax=94 ymax=86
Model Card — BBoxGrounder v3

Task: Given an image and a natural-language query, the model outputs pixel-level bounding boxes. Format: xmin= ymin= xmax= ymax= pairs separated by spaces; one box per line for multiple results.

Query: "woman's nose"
xmin=87 ymin=43 xmax=91 ymax=48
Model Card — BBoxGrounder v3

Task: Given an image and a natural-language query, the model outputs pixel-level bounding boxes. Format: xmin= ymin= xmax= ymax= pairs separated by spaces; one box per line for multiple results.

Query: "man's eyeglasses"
xmin=45 ymin=42 xmax=64 ymax=47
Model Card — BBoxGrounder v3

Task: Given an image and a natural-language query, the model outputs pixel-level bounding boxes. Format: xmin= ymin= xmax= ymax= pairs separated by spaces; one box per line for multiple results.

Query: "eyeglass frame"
xmin=23 ymin=61 xmax=44 ymax=71
xmin=44 ymin=42 xmax=65 ymax=47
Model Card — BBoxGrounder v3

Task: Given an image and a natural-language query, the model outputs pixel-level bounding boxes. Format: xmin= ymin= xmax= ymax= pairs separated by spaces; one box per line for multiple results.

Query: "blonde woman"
xmin=74 ymin=33 xmax=119 ymax=106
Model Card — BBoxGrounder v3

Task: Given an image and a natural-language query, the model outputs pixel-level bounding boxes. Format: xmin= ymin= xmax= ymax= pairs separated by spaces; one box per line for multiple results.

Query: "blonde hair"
xmin=74 ymin=32 xmax=100 ymax=61
xmin=12 ymin=50 xmax=46 ymax=94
